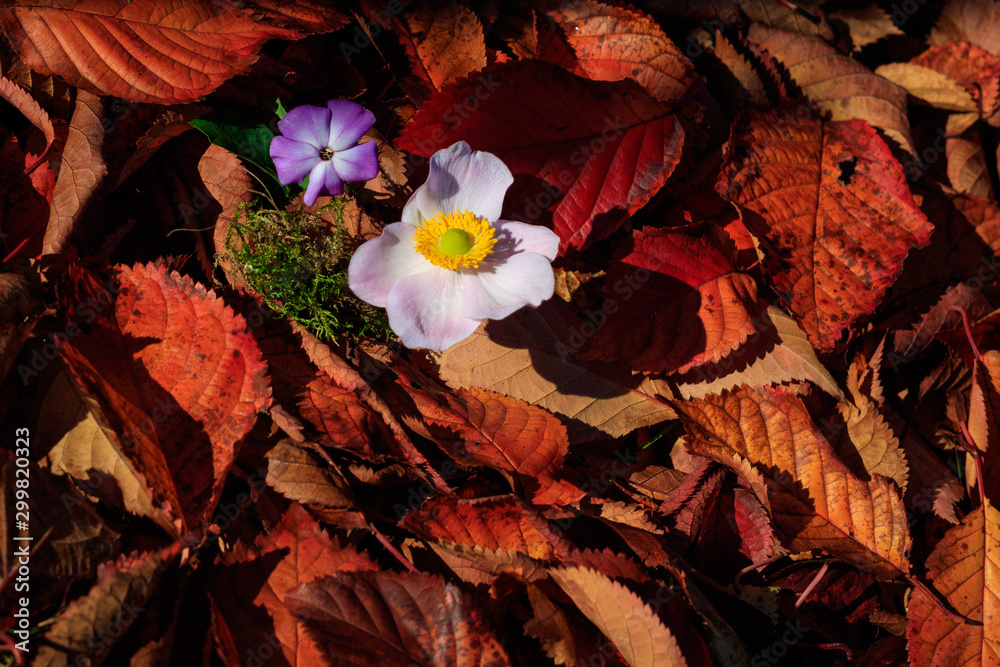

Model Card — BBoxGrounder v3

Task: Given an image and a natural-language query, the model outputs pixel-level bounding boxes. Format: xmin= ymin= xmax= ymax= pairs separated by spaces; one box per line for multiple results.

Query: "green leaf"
xmin=189 ymin=117 xmax=282 ymax=187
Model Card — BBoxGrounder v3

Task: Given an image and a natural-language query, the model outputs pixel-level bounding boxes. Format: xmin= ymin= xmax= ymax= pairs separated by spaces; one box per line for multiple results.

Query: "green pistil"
xmin=438 ymin=228 xmax=474 ymax=257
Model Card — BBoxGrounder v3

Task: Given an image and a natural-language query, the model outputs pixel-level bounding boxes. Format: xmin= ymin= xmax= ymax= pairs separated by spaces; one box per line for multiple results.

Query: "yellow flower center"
xmin=413 ymin=209 xmax=496 ymax=270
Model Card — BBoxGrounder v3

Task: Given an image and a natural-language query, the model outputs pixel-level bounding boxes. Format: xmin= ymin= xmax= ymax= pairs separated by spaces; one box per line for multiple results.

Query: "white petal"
xmin=462 ymin=252 xmax=555 ymax=321
xmin=387 ymin=269 xmax=481 ymax=350
xmin=348 ymin=223 xmax=434 ymax=307
xmin=402 ymin=141 xmax=513 ymax=225
xmin=491 ymin=219 xmax=560 ymax=262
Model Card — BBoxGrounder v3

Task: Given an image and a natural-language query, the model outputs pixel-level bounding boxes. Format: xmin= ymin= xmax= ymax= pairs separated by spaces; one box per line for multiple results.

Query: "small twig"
xmin=369 ymin=522 xmax=419 ymax=574
xmin=799 ymin=641 xmax=854 ymax=661
xmin=733 ymin=553 xmax=786 ymax=593
xmin=950 ymin=305 xmax=982 ymax=362
xmin=794 ymin=562 xmax=828 ymax=609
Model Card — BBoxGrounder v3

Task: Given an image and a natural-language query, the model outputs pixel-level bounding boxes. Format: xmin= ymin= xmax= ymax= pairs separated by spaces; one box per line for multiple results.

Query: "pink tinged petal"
xmin=327 ymin=100 xmax=376 ymax=151
xmin=402 ymin=141 xmax=513 ymax=225
xmin=491 ymin=219 xmax=560 ymax=262
xmin=348 ymin=222 xmax=434 ymax=307
xmin=270 ymin=136 xmax=320 ymax=184
xmin=462 ymin=252 xmax=555 ymax=321
xmin=303 ymin=161 xmax=342 ymax=206
xmin=333 ymin=140 xmax=379 ymax=183
xmin=277 ymin=104 xmax=331 ymax=148
xmin=386 ymin=269 xmax=481 ymax=350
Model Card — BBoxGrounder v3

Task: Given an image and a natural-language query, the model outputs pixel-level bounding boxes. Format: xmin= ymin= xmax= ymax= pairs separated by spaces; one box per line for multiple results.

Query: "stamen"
xmin=413 ymin=210 xmax=497 ymax=270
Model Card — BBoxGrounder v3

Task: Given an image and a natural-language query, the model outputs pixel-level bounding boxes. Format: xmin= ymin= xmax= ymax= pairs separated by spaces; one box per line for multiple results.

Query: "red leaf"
xmin=245 ymin=0 xmax=349 ymax=34
xmin=718 ymin=109 xmax=933 ymax=350
xmin=0 ymin=0 xmax=301 ymax=104
xmin=580 ymin=228 xmax=759 ymax=373
xmin=398 ymin=60 xmax=684 ymax=255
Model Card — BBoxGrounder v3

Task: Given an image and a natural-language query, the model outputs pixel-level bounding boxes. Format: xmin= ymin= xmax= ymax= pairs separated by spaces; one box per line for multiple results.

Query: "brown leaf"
xmin=829 ymin=6 xmax=904 ymax=51
xmin=668 ymin=306 xmax=841 ymax=400
xmin=264 ymin=440 xmax=356 ymax=510
xmin=874 ymin=63 xmax=978 ymax=111
xmin=43 ymin=90 xmax=106 ymax=256
xmin=678 ymin=385 xmax=911 ymax=578
xmin=931 ymin=0 xmax=1000 ymax=56
xmin=434 ymin=300 xmax=676 ymax=442
xmin=549 ymin=566 xmax=689 ymax=667
xmin=285 ymin=571 xmax=511 ymax=666
xmin=38 ymin=367 xmax=175 ymax=534
xmin=835 ymin=391 xmax=909 ymax=492
xmin=0 ymin=0 xmax=300 ymax=103
xmin=746 ymin=24 xmax=914 ymax=153
xmin=906 ymin=499 xmax=1000 ymax=664
xmin=718 ymin=109 xmax=933 ymax=350
xmin=36 ymin=543 xmax=184 ymax=666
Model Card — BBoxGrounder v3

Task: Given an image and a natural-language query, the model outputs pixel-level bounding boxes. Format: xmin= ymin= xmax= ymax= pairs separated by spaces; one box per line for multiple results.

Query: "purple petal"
xmin=462 ymin=252 xmax=555 ymax=321
xmin=386 ymin=269 xmax=481 ymax=350
xmin=303 ymin=161 xmax=343 ymax=206
xmin=490 ymin=219 xmax=560 ymax=262
xmin=333 ymin=140 xmax=379 ymax=184
xmin=270 ymin=136 xmax=320 ymax=185
xmin=277 ymin=104 xmax=331 ymax=148
xmin=327 ymin=100 xmax=376 ymax=152
xmin=348 ymin=222 xmax=434 ymax=307
xmin=401 ymin=141 xmax=513 ymax=225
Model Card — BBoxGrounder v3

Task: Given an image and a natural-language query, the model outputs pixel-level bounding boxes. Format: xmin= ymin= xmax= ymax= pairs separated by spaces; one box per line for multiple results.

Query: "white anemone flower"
xmin=348 ymin=141 xmax=560 ymax=350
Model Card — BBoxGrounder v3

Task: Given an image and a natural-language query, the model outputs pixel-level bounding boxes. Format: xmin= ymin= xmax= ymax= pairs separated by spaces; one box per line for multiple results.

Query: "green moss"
xmin=219 ymin=200 xmax=391 ymax=341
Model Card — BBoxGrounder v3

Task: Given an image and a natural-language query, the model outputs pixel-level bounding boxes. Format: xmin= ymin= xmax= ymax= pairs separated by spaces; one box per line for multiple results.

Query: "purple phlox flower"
xmin=270 ymin=100 xmax=380 ymax=205
xmin=348 ymin=141 xmax=560 ymax=351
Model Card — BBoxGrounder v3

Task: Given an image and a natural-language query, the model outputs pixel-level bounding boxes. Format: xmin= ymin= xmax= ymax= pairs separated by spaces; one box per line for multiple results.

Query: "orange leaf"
xmin=59 ymin=262 xmax=270 ymax=528
xmin=285 ymin=571 xmax=512 ymax=666
xmin=0 ymin=0 xmax=301 ymax=104
xmin=545 ymin=0 xmax=695 ymax=103
xmin=548 ymin=566 xmax=689 ymax=667
xmin=678 ymin=385 xmax=911 ymax=578
xmin=718 ymin=109 xmax=933 ymax=351
xmin=299 ymin=373 xmax=388 ymax=459
xmin=399 ymin=495 xmax=573 ymax=561
xmin=395 ymin=365 xmax=582 ymax=505
xmin=211 ymin=503 xmax=378 ymax=667
xmin=906 ymin=500 xmax=1000 ymax=664
xmin=398 ymin=59 xmax=684 ymax=255
xmin=580 ymin=228 xmax=758 ymax=374
xmin=405 ymin=0 xmax=486 ymax=92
